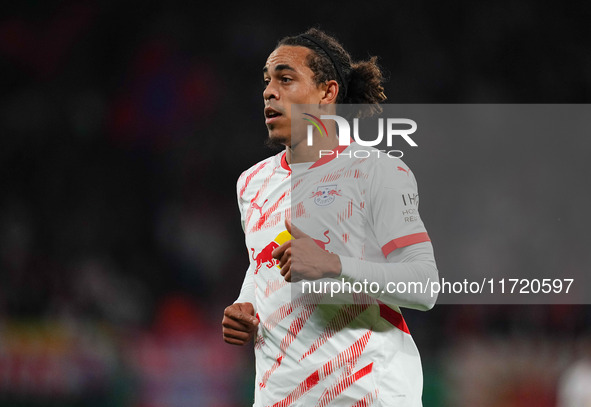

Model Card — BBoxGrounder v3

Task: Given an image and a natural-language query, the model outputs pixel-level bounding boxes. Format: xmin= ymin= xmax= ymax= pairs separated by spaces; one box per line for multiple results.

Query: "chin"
xmin=265 ymin=131 xmax=290 ymax=150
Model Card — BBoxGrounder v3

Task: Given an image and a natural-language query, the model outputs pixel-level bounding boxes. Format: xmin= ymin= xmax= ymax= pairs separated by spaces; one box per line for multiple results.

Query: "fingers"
xmin=276 ymin=246 xmax=291 ymax=268
xmin=281 ymin=267 xmax=300 ymax=283
xmin=272 ymin=240 xmax=291 ymax=261
xmin=222 ymin=303 xmax=259 ymax=346
xmin=224 ymin=304 xmax=259 ymax=328
xmin=224 ymin=336 xmax=249 ymax=346
xmin=222 ymin=325 xmax=253 ymax=345
xmin=222 ymin=316 xmax=255 ymax=345
xmin=222 ymin=314 xmax=253 ymax=332
xmin=279 ymin=257 xmax=291 ymax=280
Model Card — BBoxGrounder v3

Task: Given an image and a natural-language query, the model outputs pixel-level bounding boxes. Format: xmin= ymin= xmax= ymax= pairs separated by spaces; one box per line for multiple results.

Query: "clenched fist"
xmin=222 ymin=302 xmax=259 ymax=345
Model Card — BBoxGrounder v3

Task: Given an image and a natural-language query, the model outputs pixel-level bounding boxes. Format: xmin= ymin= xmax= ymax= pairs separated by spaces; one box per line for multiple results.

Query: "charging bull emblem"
xmin=251 ymin=230 xmax=292 ymax=273
xmin=313 ymin=230 xmax=331 ymax=250
xmin=251 ymin=242 xmax=279 ymax=273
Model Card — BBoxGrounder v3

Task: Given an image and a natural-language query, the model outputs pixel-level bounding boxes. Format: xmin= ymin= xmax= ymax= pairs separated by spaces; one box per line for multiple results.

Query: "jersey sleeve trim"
xmin=381 ymin=232 xmax=431 ymax=257
xmin=378 ymin=302 xmax=410 ymax=334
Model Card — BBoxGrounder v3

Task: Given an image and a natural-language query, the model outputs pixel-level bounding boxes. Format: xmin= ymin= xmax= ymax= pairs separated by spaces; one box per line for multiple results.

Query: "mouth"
xmin=265 ymin=107 xmax=283 ymax=124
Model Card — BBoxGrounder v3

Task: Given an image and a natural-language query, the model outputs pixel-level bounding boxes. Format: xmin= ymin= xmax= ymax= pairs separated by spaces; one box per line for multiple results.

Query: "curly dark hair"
xmin=277 ymin=28 xmax=387 ymax=118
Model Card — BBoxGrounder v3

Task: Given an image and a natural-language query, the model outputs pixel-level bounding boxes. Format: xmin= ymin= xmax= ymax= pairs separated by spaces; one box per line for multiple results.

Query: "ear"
xmin=320 ymin=79 xmax=339 ymax=105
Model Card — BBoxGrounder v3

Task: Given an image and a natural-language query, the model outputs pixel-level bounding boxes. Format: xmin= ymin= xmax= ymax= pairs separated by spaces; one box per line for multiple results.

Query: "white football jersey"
xmin=236 ymin=142 xmax=431 ymax=407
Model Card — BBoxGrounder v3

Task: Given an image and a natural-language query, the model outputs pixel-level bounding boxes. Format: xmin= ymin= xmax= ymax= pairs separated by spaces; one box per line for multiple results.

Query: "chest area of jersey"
xmin=291 ymin=173 xmax=366 ymax=232
xmin=253 ymin=182 xmax=365 ymax=260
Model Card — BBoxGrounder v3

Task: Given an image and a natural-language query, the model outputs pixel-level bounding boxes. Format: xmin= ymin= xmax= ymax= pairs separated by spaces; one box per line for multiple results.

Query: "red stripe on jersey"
xmin=244 ymin=192 xmax=261 ymax=230
xmin=309 ymin=144 xmax=349 ymax=169
xmin=244 ymin=166 xmax=279 ymax=229
xmin=263 ymin=302 xmax=295 ymax=331
xmin=319 ymin=166 xmax=347 ymax=183
xmin=352 ymin=169 xmax=369 ymax=180
xmin=259 ymin=355 xmax=283 ymax=389
xmin=272 ymin=330 xmax=372 ymax=407
xmin=316 ymin=363 xmax=374 ymax=407
xmin=260 ymin=165 xmax=279 ymax=192
xmin=262 ymin=293 xmax=322 ymax=331
xmin=239 ymin=160 xmax=269 ymax=198
xmin=250 ymin=190 xmax=289 ymax=232
xmin=337 ymin=199 xmax=355 ymax=224
xmin=272 ymin=370 xmax=319 ymax=407
xmin=259 ymin=304 xmax=317 ymax=388
xmin=264 ymin=279 xmax=289 ymax=298
xmin=378 ymin=303 xmax=410 ymax=334
xmin=381 ymin=232 xmax=430 ymax=257
xmin=294 ymin=201 xmax=307 ymax=218
xmin=352 ymin=390 xmax=379 ymax=407
xmin=254 ymin=333 xmax=265 ymax=350
xmin=279 ymin=305 xmax=316 ymax=353
xmin=299 ymin=301 xmax=370 ymax=361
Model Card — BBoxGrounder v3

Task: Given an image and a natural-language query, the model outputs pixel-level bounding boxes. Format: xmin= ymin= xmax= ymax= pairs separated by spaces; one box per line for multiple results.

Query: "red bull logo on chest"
xmin=251 ymin=230 xmax=292 ymax=273
xmin=310 ymin=185 xmax=341 ymax=206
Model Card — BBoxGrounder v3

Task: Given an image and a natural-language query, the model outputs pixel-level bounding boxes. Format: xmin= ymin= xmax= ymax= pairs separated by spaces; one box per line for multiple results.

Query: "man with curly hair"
xmin=223 ymin=28 xmax=438 ymax=406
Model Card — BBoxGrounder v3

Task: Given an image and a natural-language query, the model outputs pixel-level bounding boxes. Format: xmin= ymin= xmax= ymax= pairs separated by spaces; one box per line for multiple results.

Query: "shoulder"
xmin=375 ymin=155 xmax=416 ymax=183
xmin=344 ymin=146 xmax=420 ymax=198
xmin=347 ymin=144 xmax=416 ymax=183
xmin=236 ymin=151 xmax=284 ymax=199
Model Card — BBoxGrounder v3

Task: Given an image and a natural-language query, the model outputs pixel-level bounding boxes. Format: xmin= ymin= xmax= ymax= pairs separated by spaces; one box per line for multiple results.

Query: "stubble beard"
xmin=265 ymin=128 xmax=290 ymax=150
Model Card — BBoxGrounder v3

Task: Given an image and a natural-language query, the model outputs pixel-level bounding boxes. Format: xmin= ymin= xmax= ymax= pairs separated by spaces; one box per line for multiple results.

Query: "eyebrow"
xmin=262 ymin=64 xmax=297 ymax=74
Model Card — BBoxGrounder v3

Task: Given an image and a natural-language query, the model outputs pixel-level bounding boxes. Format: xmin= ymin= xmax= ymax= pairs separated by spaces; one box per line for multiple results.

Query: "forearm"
xmin=235 ymin=265 xmax=256 ymax=306
xmin=338 ymin=242 xmax=439 ymax=311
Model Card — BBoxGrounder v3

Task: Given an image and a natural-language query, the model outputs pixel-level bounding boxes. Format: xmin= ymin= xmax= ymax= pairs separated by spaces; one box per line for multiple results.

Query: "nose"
xmin=263 ymin=80 xmax=279 ymax=101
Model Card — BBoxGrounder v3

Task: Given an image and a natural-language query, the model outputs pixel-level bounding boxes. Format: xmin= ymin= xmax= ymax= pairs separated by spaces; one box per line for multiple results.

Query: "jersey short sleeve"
xmin=368 ymin=158 xmax=431 ymax=258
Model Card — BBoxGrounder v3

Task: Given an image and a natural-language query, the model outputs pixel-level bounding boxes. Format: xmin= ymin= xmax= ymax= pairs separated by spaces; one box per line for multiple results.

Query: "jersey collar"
xmin=280 ymin=142 xmax=353 ymax=172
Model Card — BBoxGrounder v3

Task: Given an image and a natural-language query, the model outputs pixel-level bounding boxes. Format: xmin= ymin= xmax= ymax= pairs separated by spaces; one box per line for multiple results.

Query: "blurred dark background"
xmin=1 ymin=1 xmax=590 ymax=406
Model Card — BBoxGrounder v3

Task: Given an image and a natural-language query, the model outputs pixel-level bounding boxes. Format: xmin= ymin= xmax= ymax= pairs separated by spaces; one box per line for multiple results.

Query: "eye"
xmin=262 ymin=78 xmax=270 ymax=87
xmin=281 ymin=77 xmax=292 ymax=83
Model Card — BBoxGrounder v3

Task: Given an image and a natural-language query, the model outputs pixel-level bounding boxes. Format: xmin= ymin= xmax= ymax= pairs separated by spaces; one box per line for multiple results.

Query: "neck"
xmin=285 ymin=123 xmax=339 ymax=165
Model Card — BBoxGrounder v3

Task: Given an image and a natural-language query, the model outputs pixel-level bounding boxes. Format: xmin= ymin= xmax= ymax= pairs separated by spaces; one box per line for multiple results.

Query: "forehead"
xmin=264 ymin=45 xmax=312 ymax=73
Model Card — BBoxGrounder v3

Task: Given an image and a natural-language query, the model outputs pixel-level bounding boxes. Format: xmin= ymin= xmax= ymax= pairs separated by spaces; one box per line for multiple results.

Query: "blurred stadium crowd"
xmin=1 ymin=1 xmax=590 ymax=406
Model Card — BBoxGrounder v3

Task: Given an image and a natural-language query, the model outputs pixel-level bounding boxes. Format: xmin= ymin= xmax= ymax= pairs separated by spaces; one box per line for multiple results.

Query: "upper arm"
xmin=368 ymin=159 xmax=431 ymax=258
xmin=236 ymin=172 xmax=247 ymax=232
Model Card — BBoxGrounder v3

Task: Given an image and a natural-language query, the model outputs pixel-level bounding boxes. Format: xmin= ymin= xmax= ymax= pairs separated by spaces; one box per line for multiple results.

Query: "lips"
xmin=265 ymin=106 xmax=283 ymax=124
